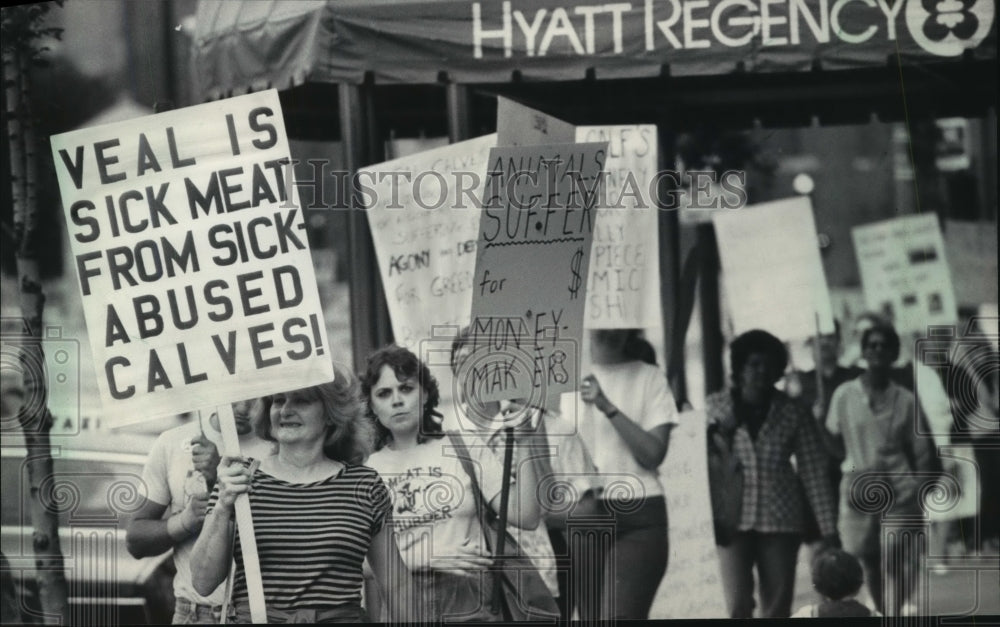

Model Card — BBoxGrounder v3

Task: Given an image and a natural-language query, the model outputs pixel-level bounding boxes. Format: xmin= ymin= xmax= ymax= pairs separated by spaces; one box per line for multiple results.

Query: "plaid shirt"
xmin=706 ymin=389 xmax=837 ymax=537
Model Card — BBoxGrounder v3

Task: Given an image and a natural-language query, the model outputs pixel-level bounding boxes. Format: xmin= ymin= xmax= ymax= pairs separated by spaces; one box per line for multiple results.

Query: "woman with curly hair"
xmin=361 ymin=344 xmax=541 ymax=622
xmin=191 ymin=364 xmax=418 ymax=623
xmin=706 ymin=329 xmax=838 ymax=618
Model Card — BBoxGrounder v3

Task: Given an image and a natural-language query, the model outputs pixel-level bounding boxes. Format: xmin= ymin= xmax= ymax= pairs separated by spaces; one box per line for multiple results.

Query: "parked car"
xmin=1 ymin=432 xmax=175 ymax=625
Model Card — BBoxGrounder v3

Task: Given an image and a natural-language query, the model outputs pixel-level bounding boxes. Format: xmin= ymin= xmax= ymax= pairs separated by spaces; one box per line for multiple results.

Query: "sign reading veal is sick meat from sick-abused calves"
xmin=465 ymin=142 xmax=606 ymax=410
xmin=51 ymin=90 xmax=334 ymax=421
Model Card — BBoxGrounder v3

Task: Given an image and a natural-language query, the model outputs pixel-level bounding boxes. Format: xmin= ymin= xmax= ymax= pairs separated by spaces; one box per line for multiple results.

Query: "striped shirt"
xmin=208 ymin=464 xmax=391 ymax=610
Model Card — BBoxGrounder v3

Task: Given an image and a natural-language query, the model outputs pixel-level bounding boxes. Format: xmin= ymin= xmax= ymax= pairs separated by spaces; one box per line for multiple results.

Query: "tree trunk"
xmin=0 ymin=552 xmax=22 ymax=623
xmin=4 ymin=41 xmax=69 ymax=626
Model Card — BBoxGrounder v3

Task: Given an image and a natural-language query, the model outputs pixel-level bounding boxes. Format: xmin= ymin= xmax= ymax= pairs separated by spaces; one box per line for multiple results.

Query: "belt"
xmin=176 ymin=597 xmax=224 ymax=613
xmin=231 ymin=603 xmax=366 ymax=624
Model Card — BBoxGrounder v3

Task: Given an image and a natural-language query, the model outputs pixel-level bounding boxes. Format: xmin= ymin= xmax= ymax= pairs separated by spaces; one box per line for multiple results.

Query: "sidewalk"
xmin=651 ymin=543 xmax=1000 ymax=618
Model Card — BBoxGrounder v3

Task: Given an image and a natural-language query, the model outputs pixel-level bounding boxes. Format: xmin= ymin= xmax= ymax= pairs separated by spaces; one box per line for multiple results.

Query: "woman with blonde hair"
xmin=191 ymin=364 xmax=418 ymax=623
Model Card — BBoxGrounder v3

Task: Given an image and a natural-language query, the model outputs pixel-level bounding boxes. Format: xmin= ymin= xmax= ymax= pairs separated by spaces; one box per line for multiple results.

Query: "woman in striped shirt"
xmin=191 ymin=365 xmax=417 ymax=623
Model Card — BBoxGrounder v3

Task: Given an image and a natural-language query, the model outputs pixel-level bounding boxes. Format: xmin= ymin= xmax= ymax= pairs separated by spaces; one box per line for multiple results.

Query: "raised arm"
xmin=125 ymin=495 xmax=206 ymax=558
xmin=190 ymin=457 xmax=250 ymax=596
xmin=582 ymin=373 xmax=674 ymax=470
xmin=126 ymin=434 xmax=207 ymax=558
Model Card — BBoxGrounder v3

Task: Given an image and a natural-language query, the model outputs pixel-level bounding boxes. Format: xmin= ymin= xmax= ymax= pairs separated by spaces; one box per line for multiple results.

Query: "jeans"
xmin=171 ymin=597 xmax=222 ymax=624
xmin=716 ymin=531 xmax=801 ymax=618
xmin=573 ymin=496 xmax=669 ymax=620
xmin=548 ymin=526 xmax=570 ymax=619
xmin=411 ymin=569 xmax=503 ymax=622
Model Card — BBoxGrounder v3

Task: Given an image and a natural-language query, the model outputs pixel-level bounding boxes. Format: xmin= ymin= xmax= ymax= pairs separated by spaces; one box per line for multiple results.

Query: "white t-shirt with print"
xmin=367 ymin=433 xmax=504 ymax=572
xmin=141 ymin=421 xmax=274 ymax=606
xmin=560 ymin=361 xmax=678 ymax=498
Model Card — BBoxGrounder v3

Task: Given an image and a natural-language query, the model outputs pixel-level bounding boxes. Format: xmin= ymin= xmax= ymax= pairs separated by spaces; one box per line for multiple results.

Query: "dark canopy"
xmin=194 ymin=0 xmax=997 ymax=99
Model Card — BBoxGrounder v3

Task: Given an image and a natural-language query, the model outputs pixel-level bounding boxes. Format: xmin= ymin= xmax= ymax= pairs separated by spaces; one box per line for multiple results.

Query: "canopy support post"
xmin=340 ymin=82 xmax=393 ymax=373
xmin=698 ymin=223 xmax=726 ymax=395
xmin=657 ymin=127 xmax=686 ymax=406
xmin=447 ymin=83 xmax=473 ymax=143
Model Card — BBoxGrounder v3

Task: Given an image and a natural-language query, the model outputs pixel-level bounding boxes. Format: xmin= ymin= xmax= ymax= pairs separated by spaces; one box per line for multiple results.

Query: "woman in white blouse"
xmin=562 ymin=328 xmax=678 ymax=619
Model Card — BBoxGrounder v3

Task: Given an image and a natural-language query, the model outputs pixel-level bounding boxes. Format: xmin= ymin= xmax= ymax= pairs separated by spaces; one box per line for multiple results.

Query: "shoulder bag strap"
xmin=446 ymin=431 xmax=491 ymax=527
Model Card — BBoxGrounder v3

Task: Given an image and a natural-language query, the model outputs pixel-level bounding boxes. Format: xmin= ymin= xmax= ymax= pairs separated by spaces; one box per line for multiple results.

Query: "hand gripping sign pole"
xmin=216 ymin=402 xmax=267 ymax=623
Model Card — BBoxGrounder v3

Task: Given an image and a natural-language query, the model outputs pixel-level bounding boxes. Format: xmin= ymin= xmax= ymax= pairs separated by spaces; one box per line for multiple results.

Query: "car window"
xmin=1 ymin=455 xmax=145 ymax=529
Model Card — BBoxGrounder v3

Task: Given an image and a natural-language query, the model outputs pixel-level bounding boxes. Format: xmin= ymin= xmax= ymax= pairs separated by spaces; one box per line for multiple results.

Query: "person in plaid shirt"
xmin=707 ymin=330 xmax=839 ymax=618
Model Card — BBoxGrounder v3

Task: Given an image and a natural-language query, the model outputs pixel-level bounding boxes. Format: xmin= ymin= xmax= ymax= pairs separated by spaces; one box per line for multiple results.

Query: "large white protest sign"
xmin=713 ymin=196 xmax=834 ymax=340
xmin=654 ymin=410 xmax=727 ymax=619
xmin=51 ymin=90 xmax=334 ymax=422
xmin=362 ymin=134 xmax=496 ymax=349
xmin=943 ymin=219 xmax=998 ymax=306
xmin=852 ymin=214 xmax=958 ymax=334
xmin=464 ymin=142 xmax=606 ymax=406
xmin=577 ymin=125 xmax=661 ymax=329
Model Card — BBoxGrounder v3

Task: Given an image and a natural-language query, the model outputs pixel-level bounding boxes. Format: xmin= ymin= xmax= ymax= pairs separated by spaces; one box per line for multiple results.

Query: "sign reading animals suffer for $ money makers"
xmin=465 ymin=141 xmax=607 ymax=407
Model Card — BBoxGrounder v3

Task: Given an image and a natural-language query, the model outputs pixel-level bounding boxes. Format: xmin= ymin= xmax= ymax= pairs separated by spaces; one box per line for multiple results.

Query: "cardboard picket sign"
xmin=655 ymin=410 xmax=727 ymax=618
xmin=51 ymin=90 xmax=335 ymax=623
xmin=942 ymin=219 xmax=998 ymax=306
xmin=713 ymin=196 xmax=835 ymax=340
xmin=465 ymin=142 xmax=607 ymax=407
xmin=496 ymin=96 xmax=576 ymax=147
xmin=361 ymin=134 xmax=497 ymax=350
xmin=50 ymin=89 xmax=335 ymax=422
xmin=576 ymin=125 xmax=661 ymax=329
xmin=852 ymin=214 xmax=958 ymax=334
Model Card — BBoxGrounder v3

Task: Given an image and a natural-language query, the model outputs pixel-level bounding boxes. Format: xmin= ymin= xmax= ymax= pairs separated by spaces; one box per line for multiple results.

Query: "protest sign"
xmin=51 ymin=89 xmax=334 ymax=422
xmin=464 ymin=142 xmax=606 ymax=406
xmin=852 ymin=214 xmax=958 ymax=334
xmin=943 ymin=219 xmax=998 ymax=306
xmin=362 ymin=134 xmax=496 ymax=349
xmin=654 ymin=410 xmax=727 ymax=618
xmin=576 ymin=125 xmax=660 ymax=329
xmin=497 ymin=96 xmax=575 ymax=147
xmin=712 ymin=196 xmax=834 ymax=340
